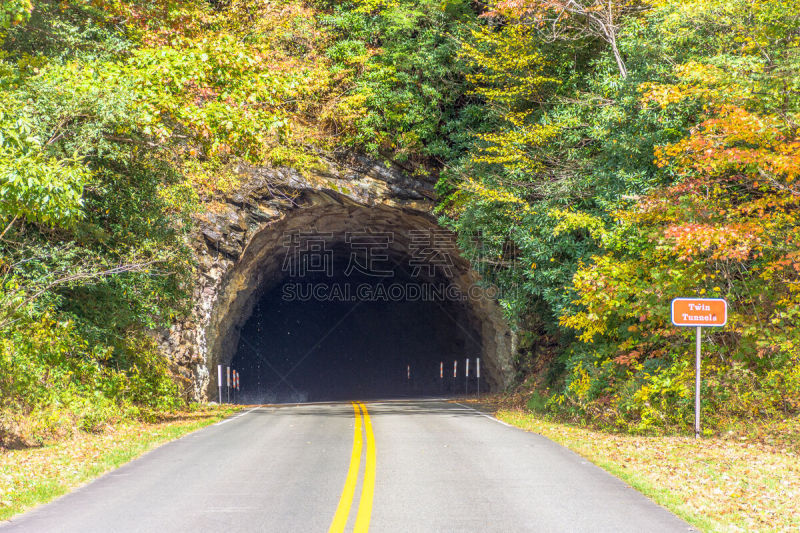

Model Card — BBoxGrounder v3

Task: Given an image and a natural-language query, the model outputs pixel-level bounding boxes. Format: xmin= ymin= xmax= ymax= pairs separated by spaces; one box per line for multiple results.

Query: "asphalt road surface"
xmin=0 ymin=399 xmax=694 ymax=532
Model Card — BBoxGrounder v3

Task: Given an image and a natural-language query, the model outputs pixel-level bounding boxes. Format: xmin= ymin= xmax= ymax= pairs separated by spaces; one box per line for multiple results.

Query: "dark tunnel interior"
xmin=230 ymin=264 xmax=484 ymax=404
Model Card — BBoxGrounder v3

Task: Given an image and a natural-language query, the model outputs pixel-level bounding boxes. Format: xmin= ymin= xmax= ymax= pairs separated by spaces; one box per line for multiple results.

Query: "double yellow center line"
xmin=328 ymin=402 xmax=376 ymax=533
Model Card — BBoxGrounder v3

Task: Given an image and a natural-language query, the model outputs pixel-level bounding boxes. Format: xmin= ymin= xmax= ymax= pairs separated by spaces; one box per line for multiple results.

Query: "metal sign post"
xmin=671 ymin=298 xmax=727 ymax=439
xmin=695 ymin=327 xmax=701 ymax=439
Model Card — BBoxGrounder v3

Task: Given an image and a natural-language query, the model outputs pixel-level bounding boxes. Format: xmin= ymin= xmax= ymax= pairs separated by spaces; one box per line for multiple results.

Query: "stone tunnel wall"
xmin=159 ymin=152 xmax=517 ymax=401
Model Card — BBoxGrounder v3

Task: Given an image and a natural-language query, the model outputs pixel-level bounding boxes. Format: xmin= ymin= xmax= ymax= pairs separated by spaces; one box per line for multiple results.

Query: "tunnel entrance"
xmin=202 ymin=192 xmax=514 ymax=402
xmin=231 ymin=267 xmax=482 ymax=403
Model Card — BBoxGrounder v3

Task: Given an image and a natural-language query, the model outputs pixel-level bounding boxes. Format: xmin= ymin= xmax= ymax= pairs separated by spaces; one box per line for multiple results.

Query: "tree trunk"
xmin=609 ymin=32 xmax=628 ymax=78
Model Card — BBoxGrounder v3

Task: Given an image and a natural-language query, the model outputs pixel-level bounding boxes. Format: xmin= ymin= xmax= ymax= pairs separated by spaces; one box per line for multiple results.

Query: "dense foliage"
xmin=317 ymin=0 xmax=483 ymax=169
xmin=0 ymin=0 xmax=332 ymax=445
xmin=1 ymin=0 xmax=797 ymax=443
xmin=440 ymin=0 xmax=800 ymax=432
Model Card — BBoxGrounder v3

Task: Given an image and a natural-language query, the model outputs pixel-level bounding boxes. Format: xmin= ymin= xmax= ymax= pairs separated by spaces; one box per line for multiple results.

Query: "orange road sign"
xmin=671 ymin=298 xmax=728 ymax=439
xmin=671 ymin=298 xmax=727 ymax=327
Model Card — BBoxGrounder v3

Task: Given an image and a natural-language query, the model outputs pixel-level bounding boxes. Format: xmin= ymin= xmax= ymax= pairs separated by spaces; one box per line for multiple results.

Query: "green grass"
xmin=0 ymin=407 xmax=238 ymax=521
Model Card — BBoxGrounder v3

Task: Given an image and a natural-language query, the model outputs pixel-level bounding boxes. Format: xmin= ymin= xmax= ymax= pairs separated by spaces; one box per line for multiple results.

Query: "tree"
xmin=488 ymin=0 xmax=648 ymax=78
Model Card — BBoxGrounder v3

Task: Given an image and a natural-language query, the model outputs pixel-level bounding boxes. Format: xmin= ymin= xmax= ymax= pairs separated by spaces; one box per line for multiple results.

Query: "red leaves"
xmin=614 ymin=350 xmax=641 ymax=366
xmin=662 ymin=222 xmax=765 ymax=262
xmin=182 ymin=81 xmax=218 ymax=106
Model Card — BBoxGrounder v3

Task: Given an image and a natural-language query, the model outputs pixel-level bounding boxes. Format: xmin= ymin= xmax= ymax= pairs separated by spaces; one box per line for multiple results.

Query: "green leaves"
xmin=321 ymin=0 xmax=477 ymax=162
xmin=0 ymin=147 xmax=89 ymax=226
xmin=0 ymin=0 xmax=31 ymax=34
xmin=0 ymin=104 xmax=91 ymax=227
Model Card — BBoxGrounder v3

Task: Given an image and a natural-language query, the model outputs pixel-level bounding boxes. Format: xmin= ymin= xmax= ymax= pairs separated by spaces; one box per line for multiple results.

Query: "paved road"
xmin=1 ymin=400 xmax=693 ymax=532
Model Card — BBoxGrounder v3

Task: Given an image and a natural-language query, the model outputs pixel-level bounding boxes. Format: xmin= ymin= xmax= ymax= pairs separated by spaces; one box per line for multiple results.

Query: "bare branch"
xmin=0 ymin=215 xmax=19 ymax=242
xmin=0 ymin=259 xmax=165 ymax=331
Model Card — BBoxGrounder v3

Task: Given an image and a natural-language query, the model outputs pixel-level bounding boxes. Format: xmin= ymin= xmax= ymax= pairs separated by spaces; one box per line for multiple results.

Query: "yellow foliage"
xmin=567 ymin=361 xmax=592 ymax=401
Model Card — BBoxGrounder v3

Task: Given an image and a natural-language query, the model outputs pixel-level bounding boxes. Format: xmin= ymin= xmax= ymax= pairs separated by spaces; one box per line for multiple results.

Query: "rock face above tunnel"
xmin=160 ymin=151 xmax=517 ymax=401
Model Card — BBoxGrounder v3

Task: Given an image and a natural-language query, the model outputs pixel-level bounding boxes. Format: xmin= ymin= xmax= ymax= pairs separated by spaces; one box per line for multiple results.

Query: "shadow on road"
xmin=239 ymin=398 xmax=486 ymax=419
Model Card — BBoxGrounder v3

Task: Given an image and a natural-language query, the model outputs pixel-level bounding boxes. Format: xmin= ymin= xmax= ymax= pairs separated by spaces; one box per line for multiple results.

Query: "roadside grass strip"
xmin=0 ymin=407 xmax=237 ymax=521
xmin=495 ymin=409 xmax=800 ymax=532
xmin=329 ymin=402 xmax=376 ymax=533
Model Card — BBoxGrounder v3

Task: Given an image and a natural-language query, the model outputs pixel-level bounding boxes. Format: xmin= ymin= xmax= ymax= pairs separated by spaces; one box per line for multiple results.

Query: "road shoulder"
xmin=457 ymin=399 xmax=799 ymax=532
xmin=0 ymin=406 xmax=238 ymax=522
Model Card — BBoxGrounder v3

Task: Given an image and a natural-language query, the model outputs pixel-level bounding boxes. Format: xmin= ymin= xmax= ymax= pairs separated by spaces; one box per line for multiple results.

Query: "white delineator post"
xmin=695 ymin=326 xmax=701 ymax=440
xmin=465 ymin=358 xmax=469 ymax=394
xmin=226 ymin=366 xmax=231 ymax=404
xmin=217 ymin=365 xmax=223 ymax=404
xmin=477 ymin=358 xmax=481 ymax=398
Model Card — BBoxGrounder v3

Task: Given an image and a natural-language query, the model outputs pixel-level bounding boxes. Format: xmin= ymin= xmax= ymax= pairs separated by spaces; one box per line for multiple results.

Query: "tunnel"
xmin=231 ymin=266 xmax=483 ymax=403
xmin=203 ymin=191 xmax=515 ymax=403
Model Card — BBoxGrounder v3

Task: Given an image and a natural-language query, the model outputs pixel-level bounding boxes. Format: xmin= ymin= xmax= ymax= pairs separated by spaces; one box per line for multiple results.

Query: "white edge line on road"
xmin=214 ymin=406 xmax=261 ymax=426
xmin=453 ymin=401 xmax=514 ymax=428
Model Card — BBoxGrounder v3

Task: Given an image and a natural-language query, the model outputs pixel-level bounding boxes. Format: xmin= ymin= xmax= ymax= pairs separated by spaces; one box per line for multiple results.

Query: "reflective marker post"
xmin=226 ymin=366 xmax=231 ymax=404
xmin=477 ymin=358 xmax=481 ymax=399
xmin=440 ymin=362 xmax=444 ymax=394
xmin=217 ymin=365 xmax=223 ymax=404
xmin=453 ymin=360 xmax=457 ymax=395
xmin=670 ymin=298 xmax=727 ymax=439
xmin=465 ymin=358 xmax=469 ymax=395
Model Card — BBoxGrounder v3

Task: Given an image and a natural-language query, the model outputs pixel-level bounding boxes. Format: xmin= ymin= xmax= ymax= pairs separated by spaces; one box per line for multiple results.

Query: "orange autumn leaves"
xmin=636 ymin=86 xmax=800 ymax=264
xmin=655 ymin=106 xmax=800 ymax=187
